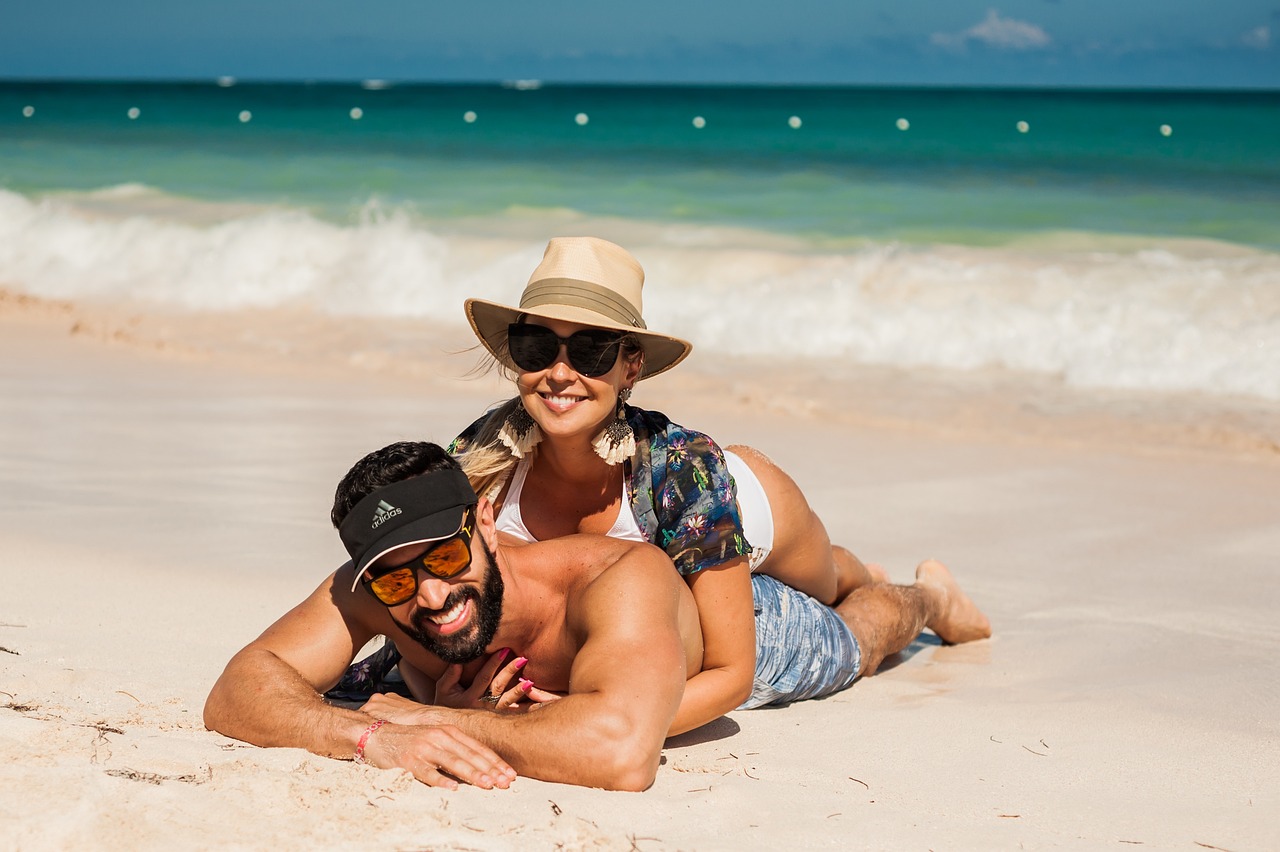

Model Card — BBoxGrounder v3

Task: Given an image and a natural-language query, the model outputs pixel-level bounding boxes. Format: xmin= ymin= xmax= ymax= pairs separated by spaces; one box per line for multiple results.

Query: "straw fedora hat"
xmin=465 ymin=237 xmax=693 ymax=380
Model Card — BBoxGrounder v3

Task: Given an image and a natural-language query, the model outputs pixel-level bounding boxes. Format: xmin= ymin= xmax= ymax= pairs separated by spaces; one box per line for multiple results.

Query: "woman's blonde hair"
xmin=457 ymin=396 xmax=525 ymax=500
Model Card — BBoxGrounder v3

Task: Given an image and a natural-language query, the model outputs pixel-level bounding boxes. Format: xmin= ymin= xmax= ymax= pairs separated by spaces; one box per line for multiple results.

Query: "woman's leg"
xmin=726 ymin=444 xmax=884 ymax=605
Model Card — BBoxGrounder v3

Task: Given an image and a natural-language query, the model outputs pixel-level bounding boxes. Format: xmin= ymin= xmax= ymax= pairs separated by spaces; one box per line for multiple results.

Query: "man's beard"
xmin=395 ymin=536 xmax=505 ymax=665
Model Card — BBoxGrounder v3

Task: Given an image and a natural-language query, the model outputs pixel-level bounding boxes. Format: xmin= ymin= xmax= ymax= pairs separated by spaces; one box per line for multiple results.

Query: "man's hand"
xmin=363 ymin=691 xmax=445 ymax=724
xmin=358 ymin=714 xmax=517 ymax=791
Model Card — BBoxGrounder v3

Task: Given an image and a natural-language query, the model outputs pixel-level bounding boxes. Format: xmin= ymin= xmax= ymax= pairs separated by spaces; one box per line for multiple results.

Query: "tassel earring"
xmin=498 ymin=404 xmax=541 ymax=458
xmin=592 ymin=388 xmax=635 ymax=465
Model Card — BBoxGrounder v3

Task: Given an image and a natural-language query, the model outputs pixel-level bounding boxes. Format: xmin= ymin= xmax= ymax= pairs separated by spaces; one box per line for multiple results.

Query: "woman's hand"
xmin=502 ymin=682 xmax=563 ymax=713
xmin=433 ymin=648 xmax=562 ymax=712
xmin=433 ymin=647 xmax=523 ymax=710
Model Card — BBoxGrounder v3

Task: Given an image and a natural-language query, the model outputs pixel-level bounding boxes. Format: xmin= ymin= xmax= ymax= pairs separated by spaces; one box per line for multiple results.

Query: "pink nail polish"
xmin=518 ymin=678 xmax=533 ymax=691
xmin=514 ymin=656 xmax=528 ymax=668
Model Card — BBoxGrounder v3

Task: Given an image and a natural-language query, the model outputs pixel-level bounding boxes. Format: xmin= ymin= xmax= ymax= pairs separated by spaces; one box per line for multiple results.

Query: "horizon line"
xmin=3 ymin=76 xmax=1279 ymax=94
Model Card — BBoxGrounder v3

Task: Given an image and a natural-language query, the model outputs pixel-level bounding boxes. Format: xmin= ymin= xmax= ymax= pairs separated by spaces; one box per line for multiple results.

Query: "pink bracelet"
xmin=353 ymin=719 xmax=387 ymax=765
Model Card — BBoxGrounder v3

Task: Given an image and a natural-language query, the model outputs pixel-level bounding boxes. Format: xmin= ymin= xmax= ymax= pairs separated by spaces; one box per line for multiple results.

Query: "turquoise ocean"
xmin=2 ymin=81 xmax=1278 ymax=400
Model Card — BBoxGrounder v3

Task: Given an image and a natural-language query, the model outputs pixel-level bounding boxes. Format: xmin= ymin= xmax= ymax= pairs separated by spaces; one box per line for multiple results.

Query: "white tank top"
xmin=494 ymin=456 xmax=647 ymax=544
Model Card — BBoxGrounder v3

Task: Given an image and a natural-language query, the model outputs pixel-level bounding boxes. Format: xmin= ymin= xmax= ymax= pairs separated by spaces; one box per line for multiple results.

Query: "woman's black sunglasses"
xmin=507 ymin=323 xmax=625 ymax=377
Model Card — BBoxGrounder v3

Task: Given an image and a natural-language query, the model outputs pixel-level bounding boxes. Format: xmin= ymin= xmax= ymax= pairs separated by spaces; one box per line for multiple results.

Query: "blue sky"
xmin=3 ymin=1 xmax=1277 ymax=88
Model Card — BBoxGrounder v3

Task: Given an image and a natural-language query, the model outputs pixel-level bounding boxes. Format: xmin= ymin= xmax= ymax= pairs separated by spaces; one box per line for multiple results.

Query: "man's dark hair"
xmin=331 ymin=441 xmax=461 ymax=528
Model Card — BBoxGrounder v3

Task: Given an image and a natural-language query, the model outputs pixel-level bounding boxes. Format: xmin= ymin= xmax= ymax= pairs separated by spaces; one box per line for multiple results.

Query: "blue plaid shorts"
xmin=739 ymin=574 xmax=862 ymax=709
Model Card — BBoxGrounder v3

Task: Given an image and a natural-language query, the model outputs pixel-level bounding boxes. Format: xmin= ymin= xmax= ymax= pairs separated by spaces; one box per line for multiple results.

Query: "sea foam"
xmin=2 ymin=188 xmax=1277 ymax=402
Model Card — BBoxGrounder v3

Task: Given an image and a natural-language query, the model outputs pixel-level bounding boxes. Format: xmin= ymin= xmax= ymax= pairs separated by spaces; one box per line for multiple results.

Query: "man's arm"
xmin=203 ymin=571 xmax=515 ymax=790
xmin=364 ymin=544 xmax=688 ymax=791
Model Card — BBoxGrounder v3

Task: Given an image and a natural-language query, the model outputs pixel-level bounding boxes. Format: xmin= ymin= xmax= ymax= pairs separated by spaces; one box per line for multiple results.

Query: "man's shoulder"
xmin=536 ymin=536 xmax=683 ymax=638
xmin=514 ymin=533 xmax=674 ymax=593
xmin=557 ymin=533 xmax=669 ymax=570
xmin=328 ymin=561 xmax=395 ymax=629
xmin=575 ymin=536 xmax=683 ymax=606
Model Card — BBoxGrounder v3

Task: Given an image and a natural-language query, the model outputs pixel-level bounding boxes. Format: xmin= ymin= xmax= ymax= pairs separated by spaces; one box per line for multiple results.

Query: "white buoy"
xmin=22 ymin=105 xmax=35 ymax=118
xmin=692 ymin=116 xmax=706 ymax=129
xmin=1016 ymin=120 xmax=1030 ymax=133
xmin=1160 ymin=124 xmax=1173 ymax=137
xmin=349 ymin=107 xmax=363 ymax=120
xmin=788 ymin=115 xmax=802 ymax=129
xmin=896 ymin=117 xmax=909 ymax=131
xmin=238 ymin=110 xmax=252 ymax=123
xmin=574 ymin=112 xmax=589 ymax=126
xmin=127 ymin=107 xmax=140 ymax=120
xmin=463 ymin=110 xmax=477 ymax=123
xmin=217 ymin=76 xmax=236 ymax=87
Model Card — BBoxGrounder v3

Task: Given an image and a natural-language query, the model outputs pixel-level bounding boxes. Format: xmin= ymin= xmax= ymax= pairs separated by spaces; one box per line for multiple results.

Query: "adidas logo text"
xmin=371 ymin=500 xmax=402 ymax=528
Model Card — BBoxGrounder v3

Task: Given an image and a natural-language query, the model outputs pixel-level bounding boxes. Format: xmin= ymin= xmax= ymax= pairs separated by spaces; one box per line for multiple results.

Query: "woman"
xmin=438 ymin=236 xmax=884 ymax=734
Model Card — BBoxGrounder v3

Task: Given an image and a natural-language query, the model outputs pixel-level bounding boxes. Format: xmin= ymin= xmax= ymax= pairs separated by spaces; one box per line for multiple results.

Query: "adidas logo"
xmin=371 ymin=500 xmax=402 ymax=529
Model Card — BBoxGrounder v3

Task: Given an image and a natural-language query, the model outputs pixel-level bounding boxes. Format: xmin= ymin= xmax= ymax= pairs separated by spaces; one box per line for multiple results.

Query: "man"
xmin=204 ymin=442 xmax=990 ymax=791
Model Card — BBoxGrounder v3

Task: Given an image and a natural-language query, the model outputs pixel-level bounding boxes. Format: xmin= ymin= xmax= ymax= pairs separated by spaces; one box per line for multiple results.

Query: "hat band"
xmin=520 ymin=278 xmax=647 ymax=329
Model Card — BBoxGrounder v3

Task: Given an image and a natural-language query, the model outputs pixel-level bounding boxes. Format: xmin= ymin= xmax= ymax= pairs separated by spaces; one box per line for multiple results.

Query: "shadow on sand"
xmin=664 ymin=715 xmax=742 ymax=748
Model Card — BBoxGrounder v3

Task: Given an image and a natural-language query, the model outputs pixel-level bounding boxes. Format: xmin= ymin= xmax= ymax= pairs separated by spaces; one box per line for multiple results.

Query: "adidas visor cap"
xmin=338 ymin=468 xmax=477 ymax=593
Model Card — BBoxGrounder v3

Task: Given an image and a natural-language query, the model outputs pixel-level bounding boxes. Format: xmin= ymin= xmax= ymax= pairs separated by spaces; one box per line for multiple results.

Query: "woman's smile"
xmin=536 ymin=390 xmax=589 ymax=413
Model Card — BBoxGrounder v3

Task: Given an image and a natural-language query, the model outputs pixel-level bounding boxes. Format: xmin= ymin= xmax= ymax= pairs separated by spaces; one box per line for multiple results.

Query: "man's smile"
xmin=425 ymin=597 xmax=474 ymax=636
xmin=396 ymin=536 xmax=504 ymax=665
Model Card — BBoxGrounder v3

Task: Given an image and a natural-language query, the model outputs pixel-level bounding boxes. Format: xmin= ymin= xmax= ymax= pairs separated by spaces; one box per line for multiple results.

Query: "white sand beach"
xmin=2 ymin=293 xmax=1278 ymax=850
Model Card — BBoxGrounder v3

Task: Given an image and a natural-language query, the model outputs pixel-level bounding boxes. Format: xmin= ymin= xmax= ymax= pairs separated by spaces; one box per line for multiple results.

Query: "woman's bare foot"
xmin=914 ymin=559 xmax=992 ymax=644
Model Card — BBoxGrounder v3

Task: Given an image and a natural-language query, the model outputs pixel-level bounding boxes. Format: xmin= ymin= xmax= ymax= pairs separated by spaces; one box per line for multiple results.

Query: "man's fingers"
xmin=414 ymin=765 xmax=461 ymax=790
xmin=361 ymin=692 xmax=432 ymax=724
xmin=415 ymin=725 xmax=516 ymax=789
xmin=369 ymin=724 xmax=516 ymax=790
